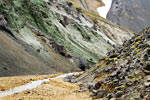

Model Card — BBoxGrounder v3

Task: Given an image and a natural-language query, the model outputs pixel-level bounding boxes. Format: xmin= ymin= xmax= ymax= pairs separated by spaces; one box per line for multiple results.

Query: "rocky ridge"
xmin=71 ymin=27 xmax=150 ymax=99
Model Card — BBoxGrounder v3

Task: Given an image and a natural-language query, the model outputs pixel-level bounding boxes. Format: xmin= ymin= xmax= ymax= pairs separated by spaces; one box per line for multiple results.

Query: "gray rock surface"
xmin=74 ymin=27 xmax=150 ymax=99
xmin=107 ymin=0 xmax=150 ymax=32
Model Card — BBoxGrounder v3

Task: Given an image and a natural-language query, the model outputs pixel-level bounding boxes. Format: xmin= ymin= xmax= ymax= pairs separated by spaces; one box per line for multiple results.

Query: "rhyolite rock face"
xmin=0 ymin=0 xmax=133 ymax=76
xmin=107 ymin=0 xmax=150 ymax=33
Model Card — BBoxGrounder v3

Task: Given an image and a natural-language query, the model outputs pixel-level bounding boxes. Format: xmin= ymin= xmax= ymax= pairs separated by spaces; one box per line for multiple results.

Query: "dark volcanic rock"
xmin=93 ymin=90 xmax=107 ymax=98
xmin=76 ymin=27 xmax=150 ymax=99
xmin=114 ymin=91 xmax=124 ymax=98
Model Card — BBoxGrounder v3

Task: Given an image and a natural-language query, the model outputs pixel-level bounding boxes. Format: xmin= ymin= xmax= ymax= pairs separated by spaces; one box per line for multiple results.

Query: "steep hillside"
xmin=72 ymin=27 xmax=150 ymax=99
xmin=0 ymin=0 xmax=133 ymax=76
xmin=0 ymin=28 xmax=81 ymax=76
xmin=107 ymin=0 xmax=150 ymax=33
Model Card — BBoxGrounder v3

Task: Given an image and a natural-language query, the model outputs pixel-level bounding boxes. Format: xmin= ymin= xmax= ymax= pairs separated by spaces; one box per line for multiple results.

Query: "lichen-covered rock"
xmin=74 ymin=27 xmax=150 ymax=99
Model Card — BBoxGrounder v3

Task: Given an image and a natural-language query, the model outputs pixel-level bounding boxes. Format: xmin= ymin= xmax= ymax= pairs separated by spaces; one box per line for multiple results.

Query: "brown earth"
xmin=0 ymin=74 xmax=103 ymax=100
xmin=0 ymin=73 xmax=62 ymax=92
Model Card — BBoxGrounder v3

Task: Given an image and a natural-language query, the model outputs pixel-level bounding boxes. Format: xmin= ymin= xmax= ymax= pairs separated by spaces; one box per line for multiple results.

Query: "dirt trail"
xmin=1 ymin=78 xmax=94 ymax=100
xmin=0 ymin=73 xmax=62 ymax=91
xmin=0 ymin=73 xmax=73 ymax=98
xmin=0 ymin=73 xmax=102 ymax=100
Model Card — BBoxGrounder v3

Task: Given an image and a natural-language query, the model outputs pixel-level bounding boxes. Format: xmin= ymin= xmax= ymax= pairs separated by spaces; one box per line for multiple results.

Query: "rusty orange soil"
xmin=0 ymin=75 xmax=103 ymax=100
xmin=0 ymin=73 xmax=63 ymax=92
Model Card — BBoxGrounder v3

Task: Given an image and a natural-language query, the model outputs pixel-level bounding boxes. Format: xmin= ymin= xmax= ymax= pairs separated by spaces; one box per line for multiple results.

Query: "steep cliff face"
xmin=107 ymin=0 xmax=150 ymax=33
xmin=0 ymin=0 xmax=133 ymax=76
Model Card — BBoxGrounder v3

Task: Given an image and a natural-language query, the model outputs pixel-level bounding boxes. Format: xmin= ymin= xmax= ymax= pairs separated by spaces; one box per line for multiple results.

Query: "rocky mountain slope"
xmin=107 ymin=0 xmax=150 ymax=33
xmin=0 ymin=0 xmax=133 ymax=76
xmin=0 ymin=28 xmax=82 ymax=76
xmin=72 ymin=27 xmax=150 ymax=99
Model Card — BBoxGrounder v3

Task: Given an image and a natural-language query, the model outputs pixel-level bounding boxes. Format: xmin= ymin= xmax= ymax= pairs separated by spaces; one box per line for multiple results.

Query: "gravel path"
xmin=0 ymin=73 xmax=73 ymax=98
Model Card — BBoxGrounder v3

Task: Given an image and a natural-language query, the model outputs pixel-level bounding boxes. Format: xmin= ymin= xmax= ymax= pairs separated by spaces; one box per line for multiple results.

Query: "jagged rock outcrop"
xmin=73 ymin=27 xmax=150 ymax=99
xmin=107 ymin=0 xmax=150 ymax=33
xmin=0 ymin=0 xmax=133 ymax=76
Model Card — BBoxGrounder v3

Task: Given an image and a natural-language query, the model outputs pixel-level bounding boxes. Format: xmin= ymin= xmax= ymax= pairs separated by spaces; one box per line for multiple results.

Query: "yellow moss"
xmin=120 ymin=85 xmax=125 ymax=89
xmin=124 ymin=47 xmax=127 ymax=50
xmin=132 ymin=48 xmax=137 ymax=53
xmin=131 ymin=45 xmax=135 ymax=49
xmin=117 ymin=59 xmax=121 ymax=61
xmin=132 ymin=48 xmax=141 ymax=54
xmin=105 ymin=56 xmax=109 ymax=61
xmin=126 ymin=56 xmax=130 ymax=60
xmin=131 ymin=40 xmax=141 ymax=49
xmin=112 ymin=57 xmax=117 ymax=61
xmin=137 ymin=52 xmax=142 ymax=55
xmin=127 ymin=78 xmax=131 ymax=81
xmin=146 ymin=47 xmax=150 ymax=51
xmin=147 ymin=27 xmax=150 ymax=33
xmin=135 ymin=35 xmax=142 ymax=40
xmin=134 ymin=75 xmax=139 ymax=79
xmin=130 ymin=16 xmax=134 ymax=20
xmin=105 ymin=56 xmax=119 ymax=62
xmin=135 ymin=40 xmax=141 ymax=45
xmin=136 ymin=48 xmax=140 ymax=53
